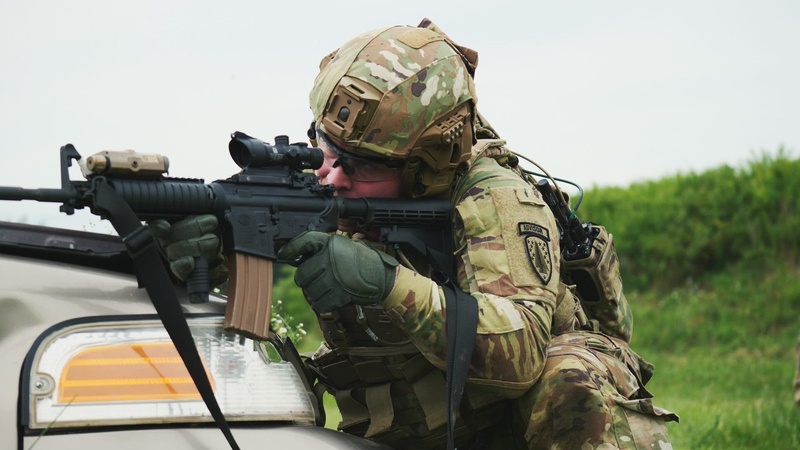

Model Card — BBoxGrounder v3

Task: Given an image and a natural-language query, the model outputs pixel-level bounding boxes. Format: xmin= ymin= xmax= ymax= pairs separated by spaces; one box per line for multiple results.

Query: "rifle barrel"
xmin=0 ymin=187 xmax=75 ymax=203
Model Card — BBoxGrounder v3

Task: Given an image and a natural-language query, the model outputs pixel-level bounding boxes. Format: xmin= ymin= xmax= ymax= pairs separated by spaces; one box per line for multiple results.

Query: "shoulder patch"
xmin=518 ymin=222 xmax=552 ymax=284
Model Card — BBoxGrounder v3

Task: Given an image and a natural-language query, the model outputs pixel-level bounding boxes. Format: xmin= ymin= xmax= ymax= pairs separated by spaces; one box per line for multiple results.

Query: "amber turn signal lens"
xmin=60 ymin=342 xmax=212 ymax=403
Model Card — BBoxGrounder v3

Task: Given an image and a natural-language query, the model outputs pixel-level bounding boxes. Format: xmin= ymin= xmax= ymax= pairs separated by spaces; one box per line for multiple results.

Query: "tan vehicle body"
xmin=0 ymin=222 xmax=386 ymax=450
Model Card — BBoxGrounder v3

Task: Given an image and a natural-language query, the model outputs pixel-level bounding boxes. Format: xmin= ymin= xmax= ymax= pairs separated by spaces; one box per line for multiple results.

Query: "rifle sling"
xmin=386 ymin=228 xmax=478 ymax=450
xmin=431 ymin=265 xmax=478 ymax=450
xmin=93 ymin=179 xmax=240 ymax=450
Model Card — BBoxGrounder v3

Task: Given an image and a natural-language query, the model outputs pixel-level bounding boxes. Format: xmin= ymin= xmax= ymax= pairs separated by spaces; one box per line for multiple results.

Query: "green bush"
xmin=571 ymin=147 xmax=800 ymax=448
xmin=271 ymin=263 xmax=323 ymax=353
xmin=579 ymin=147 xmax=800 ymax=291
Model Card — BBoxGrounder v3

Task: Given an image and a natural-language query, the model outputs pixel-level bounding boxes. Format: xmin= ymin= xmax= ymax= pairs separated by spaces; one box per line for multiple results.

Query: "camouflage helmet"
xmin=309 ymin=19 xmax=479 ymax=197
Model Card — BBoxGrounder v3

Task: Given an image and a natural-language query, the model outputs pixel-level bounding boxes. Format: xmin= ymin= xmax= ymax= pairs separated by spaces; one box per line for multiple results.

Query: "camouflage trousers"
xmin=513 ymin=331 xmax=678 ymax=450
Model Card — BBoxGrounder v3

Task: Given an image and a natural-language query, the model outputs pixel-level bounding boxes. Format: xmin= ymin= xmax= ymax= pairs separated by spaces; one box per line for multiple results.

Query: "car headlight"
xmin=23 ymin=315 xmax=316 ymax=429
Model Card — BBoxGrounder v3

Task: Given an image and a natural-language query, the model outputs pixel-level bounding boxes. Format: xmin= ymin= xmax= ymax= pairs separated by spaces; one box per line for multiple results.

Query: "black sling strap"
xmin=383 ymin=227 xmax=479 ymax=450
xmin=93 ymin=179 xmax=240 ymax=450
xmin=432 ymin=270 xmax=478 ymax=450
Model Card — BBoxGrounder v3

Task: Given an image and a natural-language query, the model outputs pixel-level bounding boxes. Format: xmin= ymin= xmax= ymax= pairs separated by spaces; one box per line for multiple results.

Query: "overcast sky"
xmin=1 ymin=1 xmax=798 ymax=231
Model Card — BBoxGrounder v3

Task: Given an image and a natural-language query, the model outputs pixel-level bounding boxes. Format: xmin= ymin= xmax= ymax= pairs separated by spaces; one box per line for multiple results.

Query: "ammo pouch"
xmin=308 ymin=344 xmax=507 ymax=448
xmin=563 ymin=224 xmax=623 ymax=309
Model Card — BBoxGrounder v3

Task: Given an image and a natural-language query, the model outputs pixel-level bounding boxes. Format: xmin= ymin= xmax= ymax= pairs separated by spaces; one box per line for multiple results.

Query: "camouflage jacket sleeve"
xmin=382 ymin=156 xmax=560 ymax=397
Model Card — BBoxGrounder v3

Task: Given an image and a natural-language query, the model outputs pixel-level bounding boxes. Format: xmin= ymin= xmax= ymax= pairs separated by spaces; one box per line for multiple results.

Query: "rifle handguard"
xmin=224 ymin=253 xmax=274 ymax=340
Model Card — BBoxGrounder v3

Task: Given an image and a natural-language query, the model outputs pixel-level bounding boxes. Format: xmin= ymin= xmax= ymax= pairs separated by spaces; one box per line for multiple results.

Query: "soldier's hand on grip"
xmin=277 ymin=231 xmax=398 ymax=313
xmin=149 ymin=214 xmax=228 ymax=287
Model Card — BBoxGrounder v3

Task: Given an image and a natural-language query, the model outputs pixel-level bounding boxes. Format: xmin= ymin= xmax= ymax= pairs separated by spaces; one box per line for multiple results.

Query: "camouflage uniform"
xmin=303 ymin=20 xmax=677 ymax=449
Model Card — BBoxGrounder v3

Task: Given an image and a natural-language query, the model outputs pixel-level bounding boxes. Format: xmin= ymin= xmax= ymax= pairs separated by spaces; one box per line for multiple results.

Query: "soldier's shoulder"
xmin=455 ymin=144 xmax=530 ymax=202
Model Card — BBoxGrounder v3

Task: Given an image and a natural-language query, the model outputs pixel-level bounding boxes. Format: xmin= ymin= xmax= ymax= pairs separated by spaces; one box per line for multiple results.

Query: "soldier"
xmin=155 ymin=18 xmax=677 ymax=449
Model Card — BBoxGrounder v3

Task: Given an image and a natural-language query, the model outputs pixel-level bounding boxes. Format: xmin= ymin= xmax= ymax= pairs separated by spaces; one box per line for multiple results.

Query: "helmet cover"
xmin=309 ymin=20 xmax=479 ymax=196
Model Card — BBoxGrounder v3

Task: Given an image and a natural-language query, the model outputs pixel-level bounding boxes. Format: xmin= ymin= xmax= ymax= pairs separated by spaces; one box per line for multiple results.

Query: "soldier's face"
xmin=318 ymin=160 xmax=404 ymax=199
xmin=316 ymin=133 xmax=404 ymax=199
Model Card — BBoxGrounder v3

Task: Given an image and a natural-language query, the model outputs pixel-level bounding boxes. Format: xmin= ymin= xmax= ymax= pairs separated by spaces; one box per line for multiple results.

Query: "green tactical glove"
xmin=276 ymin=231 xmax=398 ymax=313
xmin=149 ymin=215 xmax=228 ymax=287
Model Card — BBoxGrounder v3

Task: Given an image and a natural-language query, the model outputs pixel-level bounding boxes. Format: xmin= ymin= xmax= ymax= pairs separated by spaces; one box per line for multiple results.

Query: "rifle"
xmin=0 ymin=132 xmax=452 ymax=338
xmin=0 ymin=132 xmax=453 ymax=449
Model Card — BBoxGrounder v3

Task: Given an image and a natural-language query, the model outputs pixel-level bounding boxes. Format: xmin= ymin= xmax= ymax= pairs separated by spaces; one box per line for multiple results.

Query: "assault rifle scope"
xmin=229 ymin=132 xmax=324 ymax=170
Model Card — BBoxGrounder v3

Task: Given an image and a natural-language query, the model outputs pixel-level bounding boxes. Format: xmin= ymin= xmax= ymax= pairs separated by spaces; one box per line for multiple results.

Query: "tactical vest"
xmin=308 ymin=266 xmax=509 ymax=448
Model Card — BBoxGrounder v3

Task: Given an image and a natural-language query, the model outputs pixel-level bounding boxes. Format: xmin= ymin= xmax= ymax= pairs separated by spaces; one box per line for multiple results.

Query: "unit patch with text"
xmin=518 ymin=222 xmax=552 ymax=284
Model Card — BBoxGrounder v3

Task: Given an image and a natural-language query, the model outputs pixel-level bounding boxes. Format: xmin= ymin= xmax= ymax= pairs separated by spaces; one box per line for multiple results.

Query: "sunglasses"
xmin=317 ymin=131 xmax=404 ymax=182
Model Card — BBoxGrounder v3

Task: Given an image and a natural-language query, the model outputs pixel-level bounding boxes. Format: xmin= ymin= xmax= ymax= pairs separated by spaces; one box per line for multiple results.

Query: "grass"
xmin=644 ymin=348 xmax=799 ymax=449
xmin=628 ymin=264 xmax=800 ymax=448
